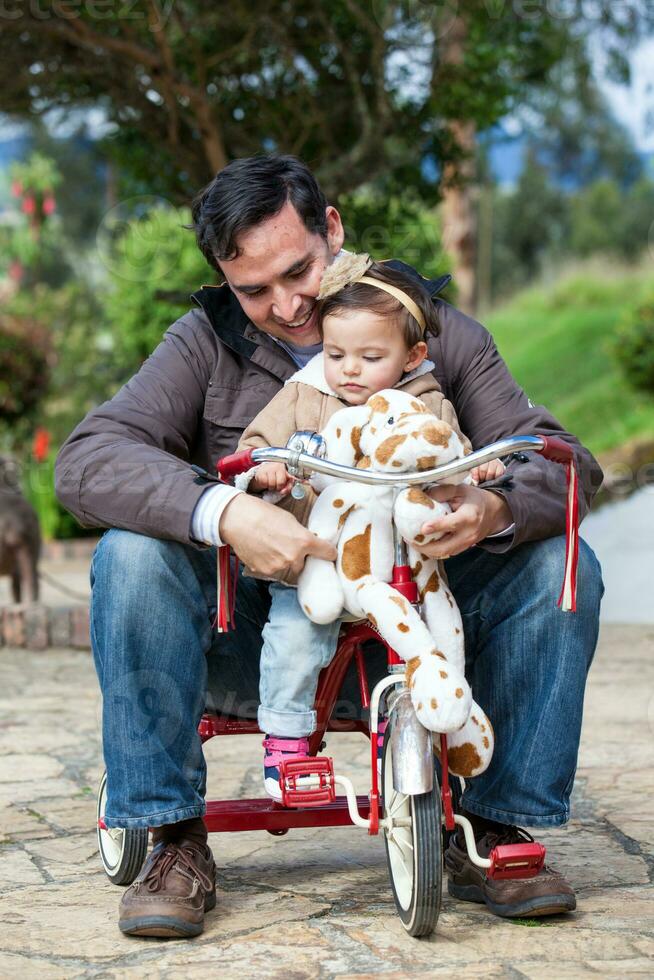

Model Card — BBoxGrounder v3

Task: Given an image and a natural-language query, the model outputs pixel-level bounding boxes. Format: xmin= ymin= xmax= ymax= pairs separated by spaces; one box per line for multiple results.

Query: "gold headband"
xmin=357 ymin=275 xmax=426 ymax=333
xmin=317 ymin=252 xmax=426 ymax=334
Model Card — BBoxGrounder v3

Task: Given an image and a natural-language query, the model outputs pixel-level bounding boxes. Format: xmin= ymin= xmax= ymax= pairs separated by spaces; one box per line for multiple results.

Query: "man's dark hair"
xmin=191 ymin=155 xmax=329 ymax=271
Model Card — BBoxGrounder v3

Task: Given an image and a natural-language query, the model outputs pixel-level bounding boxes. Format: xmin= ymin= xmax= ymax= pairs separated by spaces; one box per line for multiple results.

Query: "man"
xmin=55 ymin=155 xmax=603 ymax=938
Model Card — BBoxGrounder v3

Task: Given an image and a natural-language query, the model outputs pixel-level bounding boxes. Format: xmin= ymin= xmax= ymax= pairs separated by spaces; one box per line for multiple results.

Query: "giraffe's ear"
xmin=319 ymin=404 xmax=371 ymax=466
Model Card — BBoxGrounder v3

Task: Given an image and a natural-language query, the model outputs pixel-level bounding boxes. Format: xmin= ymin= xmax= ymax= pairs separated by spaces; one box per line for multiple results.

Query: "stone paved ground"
xmin=0 ymin=624 xmax=653 ymax=979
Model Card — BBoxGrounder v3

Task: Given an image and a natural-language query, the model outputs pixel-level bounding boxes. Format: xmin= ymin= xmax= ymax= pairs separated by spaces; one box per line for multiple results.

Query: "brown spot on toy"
xmin=375 ymin=434 xmax=407 ymax=465
xmin=483 ymin=736 xmax=490 ymax=749
xmin=404 ymin=656 xmax=421 ymax=688
xmin=430 ymin=649 xmax=447 ymax=660
xmin=421 ymin=422 xmax=451 ymax=448
xmin=333 ymin=498 xmax=344 ymax=508
xmin=430 ymin=698 xmax=438 ymax=710
xmin=338 ymin=505 xmax=355 ymax=529
xmin=390 ymin=595 xmax=409 ymax=615
xmin=420 ymin=571 xmax=440 ymax=601
xmin=439 ymin=670 xmax=448 ymax=679
xmin=411 ymin=400 xmax=429 ymax=413
xmin=411 ymin=560 xmax=423 ymax=577
xmin=336 ymin=427 xmax=341 ymax=438
xmin=392 ymin=460 xmax=403 ymax=467
xmin=414 ymin=533 xmax=425 ymax=543
xmin=304 ymin=605 xmax=312 ymax=615
xmin=407 ymin=487 xmax=435 ymax=509
xmin=367 ymin=612 xmax=378 ymax=629
xmin=448 ymin=743 xmax=482 ymax=778
xmin=368 ymin=394 xmax=390 ymax=414
xmin=455 ymin=627 xmax=460 ymax=635
xmin=416 ymin=456 xmax=437 ymax=471
xmin=350 ymin=426 xmax=363 ymax=461
xmin=472 ymin=715 xmax=479 ymax=725
xmin=397 ymin=622 xmax=409 ymax=633
xmin=356 ymin=455 xmax=371 ymax=469
xmin=417 ymin=702 xmax=423 ymax=711
xmin=455 ymin=688 xmax=464 ymax=698
xmin=342 ymin=523 xmax=372 ymax=580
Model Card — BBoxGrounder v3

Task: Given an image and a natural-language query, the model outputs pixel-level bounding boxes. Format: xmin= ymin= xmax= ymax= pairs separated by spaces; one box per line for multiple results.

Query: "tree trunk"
xmin=439 ymin=17 xmax=478 ymax=316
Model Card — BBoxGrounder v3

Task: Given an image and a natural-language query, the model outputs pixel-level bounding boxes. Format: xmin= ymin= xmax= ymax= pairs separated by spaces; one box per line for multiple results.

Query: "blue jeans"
xmin=90 ymin=529 xmax=603 ymax=830
xmin=258 ymin=582 xmax=342 ymax=737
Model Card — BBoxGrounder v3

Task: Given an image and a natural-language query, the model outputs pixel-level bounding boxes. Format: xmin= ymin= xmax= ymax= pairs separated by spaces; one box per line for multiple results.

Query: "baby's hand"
xmin=250 ymin=462 xmax=296 ymax=495
xmin=470 ymin=458 xmax=506 ymax=485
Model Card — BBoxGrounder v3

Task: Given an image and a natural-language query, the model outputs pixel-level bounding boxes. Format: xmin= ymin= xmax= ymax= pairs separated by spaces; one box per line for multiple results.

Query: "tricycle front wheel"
xmin=381 ymin=721 xmax=442 ymax=937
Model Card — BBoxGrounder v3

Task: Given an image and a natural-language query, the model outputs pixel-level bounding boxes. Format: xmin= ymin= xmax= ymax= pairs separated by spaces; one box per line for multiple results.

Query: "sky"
xmin=600 ymin=38 xmax=654 ymax=152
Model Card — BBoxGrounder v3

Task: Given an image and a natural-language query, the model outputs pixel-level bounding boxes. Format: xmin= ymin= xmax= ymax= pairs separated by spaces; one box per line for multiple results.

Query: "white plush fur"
xmin=297 ymin=389 xmax=494 ymax=778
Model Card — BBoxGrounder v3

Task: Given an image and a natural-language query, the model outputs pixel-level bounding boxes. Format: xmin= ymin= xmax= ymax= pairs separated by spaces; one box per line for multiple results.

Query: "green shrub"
xmin=0 ymin=312 xmax=51 ymax=442
xmin=614 ymin=298 xmax=654 ymax=395
xmin=340 ymin=189 xmax=451 ymax=284
xmin=104 ymin=205 xmax=213 ymax=374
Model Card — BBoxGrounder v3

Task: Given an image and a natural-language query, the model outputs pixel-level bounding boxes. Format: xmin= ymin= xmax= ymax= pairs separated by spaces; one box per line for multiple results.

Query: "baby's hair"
xmin=317 ymin=261 xmax=440 ymax=347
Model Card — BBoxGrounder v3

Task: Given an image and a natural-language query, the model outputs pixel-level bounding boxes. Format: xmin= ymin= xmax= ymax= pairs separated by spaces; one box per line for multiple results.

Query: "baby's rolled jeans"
xmin=257 ymin=581 xmax=342 ymax=737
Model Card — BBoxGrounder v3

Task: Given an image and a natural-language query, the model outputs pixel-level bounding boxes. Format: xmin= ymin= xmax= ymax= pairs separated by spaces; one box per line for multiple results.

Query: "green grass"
xmin=485 ymin=264 xmax=654 ymax=456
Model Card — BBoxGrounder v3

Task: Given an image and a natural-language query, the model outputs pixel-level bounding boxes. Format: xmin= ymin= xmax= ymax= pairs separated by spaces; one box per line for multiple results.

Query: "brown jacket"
xmin=54 ymin=263 xmax=603 ymax=551
xmin=236 ymin=353 xmax=472 ymax=528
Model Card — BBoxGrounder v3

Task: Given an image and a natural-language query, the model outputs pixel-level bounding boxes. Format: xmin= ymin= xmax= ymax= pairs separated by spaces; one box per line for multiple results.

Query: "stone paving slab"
xmin=0 ymin=625 xmax=652 ymax=979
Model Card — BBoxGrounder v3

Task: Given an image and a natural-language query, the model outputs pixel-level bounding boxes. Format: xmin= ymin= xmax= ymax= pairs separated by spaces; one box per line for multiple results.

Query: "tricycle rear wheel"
xmin=381 ymin=721 xmax=442 ymax=937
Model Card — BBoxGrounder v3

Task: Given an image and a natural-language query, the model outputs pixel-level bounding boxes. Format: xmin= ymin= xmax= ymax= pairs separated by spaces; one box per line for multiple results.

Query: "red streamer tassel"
xmin=557 ymin=460 xmax=579 ymax=613
xmin=215 ymin=545 xmax=237 ymax=632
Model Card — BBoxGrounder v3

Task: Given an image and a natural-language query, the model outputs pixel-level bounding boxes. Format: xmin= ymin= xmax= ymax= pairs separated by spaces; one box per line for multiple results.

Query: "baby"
xmin=236 ymin=254 xmax=504 ymax=799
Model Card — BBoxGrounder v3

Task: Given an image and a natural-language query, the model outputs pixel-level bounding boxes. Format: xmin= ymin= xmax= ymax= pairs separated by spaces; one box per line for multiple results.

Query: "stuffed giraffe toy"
xmin=297 ymin=387 xmax=494 ymax=779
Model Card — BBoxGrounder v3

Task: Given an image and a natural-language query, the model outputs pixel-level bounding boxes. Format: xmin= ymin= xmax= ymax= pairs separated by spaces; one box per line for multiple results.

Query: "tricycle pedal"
xmin=487 ymin=842 xmax=546 ymax=880
xmin=279 ymin=757 xmax=336 ymax=808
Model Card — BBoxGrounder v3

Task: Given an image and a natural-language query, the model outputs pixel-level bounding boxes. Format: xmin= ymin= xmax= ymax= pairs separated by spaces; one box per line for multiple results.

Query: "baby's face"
xmin=322 ymin=310 xmax=426 ymax=405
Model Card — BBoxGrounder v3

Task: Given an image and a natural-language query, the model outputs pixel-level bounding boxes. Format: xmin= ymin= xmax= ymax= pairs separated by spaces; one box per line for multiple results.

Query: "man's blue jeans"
xmin=90 ymin=529 xmax=603 ymax=831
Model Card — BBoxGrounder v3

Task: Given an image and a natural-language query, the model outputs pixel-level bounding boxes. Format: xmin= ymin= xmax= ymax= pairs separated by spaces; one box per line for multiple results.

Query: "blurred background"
xmin=0 ymin=1 xmax=652 ymax=621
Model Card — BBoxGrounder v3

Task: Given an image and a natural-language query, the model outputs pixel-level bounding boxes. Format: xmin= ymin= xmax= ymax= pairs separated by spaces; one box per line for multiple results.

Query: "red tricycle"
xmin=97 ymin=431 xmax=576 ymax=937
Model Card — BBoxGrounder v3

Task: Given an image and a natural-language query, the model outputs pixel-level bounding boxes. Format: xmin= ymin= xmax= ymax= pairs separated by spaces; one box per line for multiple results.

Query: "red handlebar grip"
xmin=216 ymin=449 xmax=256 ymax=479
xmin=538 ymin=436 xmax=573 ymax=465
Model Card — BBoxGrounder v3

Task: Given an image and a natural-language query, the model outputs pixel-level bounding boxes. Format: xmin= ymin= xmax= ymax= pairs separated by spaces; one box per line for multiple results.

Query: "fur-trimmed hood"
xmin=285 ymin=352 xmax=439 ymax=399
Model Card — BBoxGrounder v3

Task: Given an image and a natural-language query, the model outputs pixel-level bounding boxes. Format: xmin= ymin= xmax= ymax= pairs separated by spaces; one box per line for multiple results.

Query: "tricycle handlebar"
xmin=217 ymin=434 xmax=573 ymax=486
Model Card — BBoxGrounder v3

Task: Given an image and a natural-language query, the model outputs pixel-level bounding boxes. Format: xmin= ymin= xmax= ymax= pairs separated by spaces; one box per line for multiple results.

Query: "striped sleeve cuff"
xmin=485 ymin=522 xmax=515 ymax=539
xmin=191 ymin=484 xmax=243 ymax=547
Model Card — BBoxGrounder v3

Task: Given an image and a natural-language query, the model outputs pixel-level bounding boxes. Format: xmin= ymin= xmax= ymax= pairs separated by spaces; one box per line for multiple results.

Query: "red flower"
xmin=42 ymin=195 xmax=56 ymax=216
xmin=32 ymin=428 xmax=51 ymax=464
xmin=21 ymin=195 xmax=36 ymax=215
xmin=11 ymin=180 xmax=23 ymax=198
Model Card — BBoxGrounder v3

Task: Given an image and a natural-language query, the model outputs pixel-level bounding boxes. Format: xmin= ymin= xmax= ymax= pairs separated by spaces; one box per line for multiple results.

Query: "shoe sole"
xmin=448 ymin=881 xmax=576 ymax=918
xmin=120 ymin=892 xmax=216 ymax=938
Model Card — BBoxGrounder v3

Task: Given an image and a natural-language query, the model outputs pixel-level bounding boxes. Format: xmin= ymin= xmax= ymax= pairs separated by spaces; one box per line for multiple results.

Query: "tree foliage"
xmin=2 ymin=1 xmax=652 ymax=203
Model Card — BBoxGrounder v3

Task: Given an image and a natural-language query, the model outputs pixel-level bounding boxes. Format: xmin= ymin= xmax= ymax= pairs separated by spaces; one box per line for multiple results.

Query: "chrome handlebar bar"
xmin=245 ymin=435 xmax=545 ymax=487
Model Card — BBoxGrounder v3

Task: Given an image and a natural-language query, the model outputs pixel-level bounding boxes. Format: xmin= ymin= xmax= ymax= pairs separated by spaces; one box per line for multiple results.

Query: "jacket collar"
xmin=190 ymin=284 xmax=295 ymax=381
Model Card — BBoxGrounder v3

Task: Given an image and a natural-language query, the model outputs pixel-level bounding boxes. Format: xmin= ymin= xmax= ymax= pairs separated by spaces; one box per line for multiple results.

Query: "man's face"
xmin=218 ymin=201 xmax=344 ymax=346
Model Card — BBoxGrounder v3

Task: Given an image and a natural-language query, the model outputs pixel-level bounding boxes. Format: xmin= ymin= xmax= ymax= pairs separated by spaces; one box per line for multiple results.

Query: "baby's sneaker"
xmin=376 ymin=720 xmax=388 ymax=779
xmin=263 ymin=735 xmax=311 ymax=801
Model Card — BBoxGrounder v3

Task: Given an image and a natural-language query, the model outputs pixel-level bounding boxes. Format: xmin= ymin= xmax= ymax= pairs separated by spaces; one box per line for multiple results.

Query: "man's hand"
xmin=218 ymin=493 xmax=336 ymax=578
xmin=417 ymin=485 xmax=513 ymax=559
xmin=250 ymin=462 xmax=295 ymax=496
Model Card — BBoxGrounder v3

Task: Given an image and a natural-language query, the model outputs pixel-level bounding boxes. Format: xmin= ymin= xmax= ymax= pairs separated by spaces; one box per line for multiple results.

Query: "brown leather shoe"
xmin=119 ymin=839 xmax=217 ymax=938
xmin=445 ymin=826 xmax=576 ymax=918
